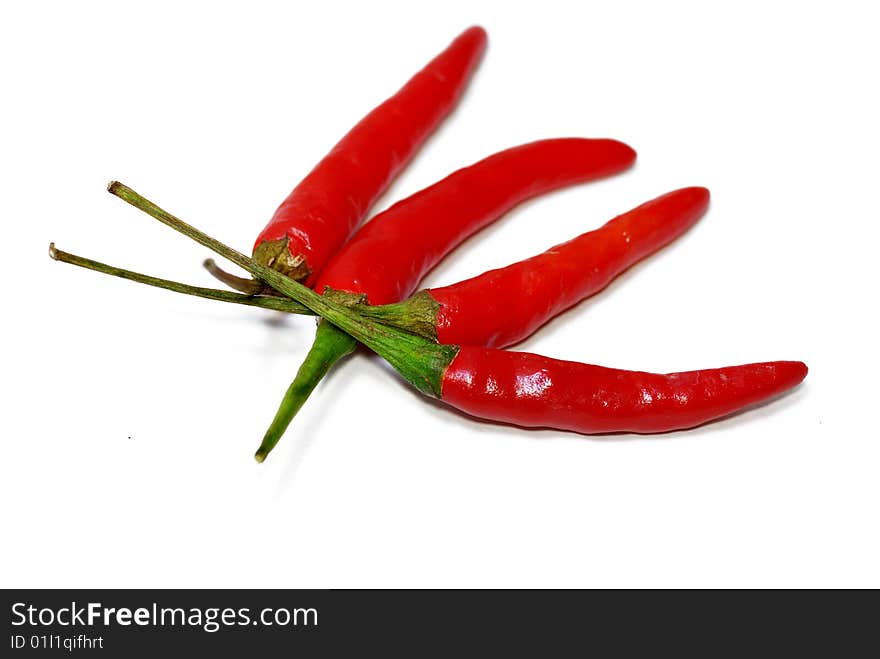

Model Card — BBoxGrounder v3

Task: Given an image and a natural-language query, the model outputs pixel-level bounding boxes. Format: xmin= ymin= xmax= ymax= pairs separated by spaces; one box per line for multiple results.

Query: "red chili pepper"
xmin=441 ymin=350 xmax=808 ymax=433
xmin=362 ymin=187 xmax=710 ymax=347
xmin=433 ymin=187 xmax=709 ymax=346
xmin=256 ymin=138 xmax=637 ymax=459
xmin=251 ymin=26 xmax=487 ymax=284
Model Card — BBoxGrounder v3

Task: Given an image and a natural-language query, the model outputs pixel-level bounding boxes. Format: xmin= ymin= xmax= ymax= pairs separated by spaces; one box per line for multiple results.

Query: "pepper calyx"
xmin=252 ymin=236 xmax=311 ymax=283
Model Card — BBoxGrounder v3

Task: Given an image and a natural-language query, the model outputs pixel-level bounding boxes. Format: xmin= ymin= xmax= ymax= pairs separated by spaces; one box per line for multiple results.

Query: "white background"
xmin=2 ymin=1 xmax=877 ymax=588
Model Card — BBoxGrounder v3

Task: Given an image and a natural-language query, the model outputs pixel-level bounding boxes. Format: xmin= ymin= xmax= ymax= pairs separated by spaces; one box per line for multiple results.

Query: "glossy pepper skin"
xmin=441 ymin=349 xmax=808 ymax=433
xmin=314 ymin=138 xmax=637 ymax=304
xmin=253 ymin=26 xmax=487 ymax=284
xmin=430 ymin=187 xmax=709 ymax=347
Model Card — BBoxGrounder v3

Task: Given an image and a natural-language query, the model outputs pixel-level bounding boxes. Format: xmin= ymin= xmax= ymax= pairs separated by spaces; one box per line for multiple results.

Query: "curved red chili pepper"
xmin=431 ymin=186 xmax=709 ymax=346
xmin=253 ymin=26 xmax=487 ymax=284
xmin=359 ymin=187 xmax=709 ymax=347
xmin=314 ymin=138 xmax=637 ymax=303
xmin=441 ymin=349 xmax=807 ymax=433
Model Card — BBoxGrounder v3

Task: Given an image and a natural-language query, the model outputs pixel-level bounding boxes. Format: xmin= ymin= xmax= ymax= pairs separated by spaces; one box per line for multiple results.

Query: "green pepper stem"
xmin=105 ymin=181 xmax=459 ymax=396
xmin=48 ymin=243 xmax=311 ymax=315
xmin=254 ymin=320 xmax=356 ymax=463
xmin=255 ymin=290 xmax=369 ymax=462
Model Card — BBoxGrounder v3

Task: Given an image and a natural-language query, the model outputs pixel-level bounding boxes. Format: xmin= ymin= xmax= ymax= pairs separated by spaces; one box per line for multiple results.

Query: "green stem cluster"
xmin=104 ymin=182 xmax=459 ymax=397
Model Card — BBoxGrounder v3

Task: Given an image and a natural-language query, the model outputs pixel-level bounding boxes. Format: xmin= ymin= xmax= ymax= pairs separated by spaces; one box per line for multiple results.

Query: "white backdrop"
xmin=2 ymin=0 xmax=877 ymax=588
